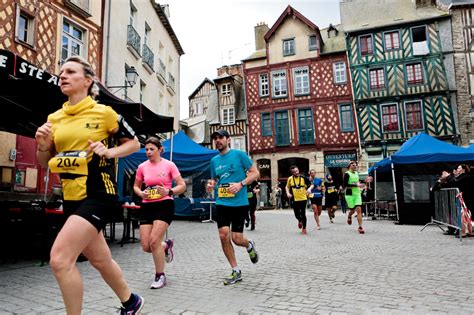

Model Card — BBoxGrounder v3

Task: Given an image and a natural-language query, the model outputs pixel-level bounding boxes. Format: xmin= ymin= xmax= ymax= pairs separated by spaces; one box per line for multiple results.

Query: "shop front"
xmin=324 ymin=152 xmax=357 ymax=186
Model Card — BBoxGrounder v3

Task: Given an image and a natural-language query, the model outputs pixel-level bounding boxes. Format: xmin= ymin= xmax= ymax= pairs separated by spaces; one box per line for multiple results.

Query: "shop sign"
xmin=0 ymin=49 xmax=60 ymax=86
xmin=257 ymin=159 xmax=271 ymax=179
xmin=324 ymin=153 xmax=356 ymax=168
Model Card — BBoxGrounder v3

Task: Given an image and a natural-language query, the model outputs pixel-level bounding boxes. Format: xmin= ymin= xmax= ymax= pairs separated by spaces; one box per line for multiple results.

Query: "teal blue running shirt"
xmin=210 ymin=149 xmax=253 ymax=207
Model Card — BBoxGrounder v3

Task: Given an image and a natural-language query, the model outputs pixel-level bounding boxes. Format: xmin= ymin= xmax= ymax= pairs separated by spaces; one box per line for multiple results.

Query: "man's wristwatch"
xmin=240 ymin=180 xmax=247 ymax=186
xmin=168 ymin=189 xmax=174 ymax=196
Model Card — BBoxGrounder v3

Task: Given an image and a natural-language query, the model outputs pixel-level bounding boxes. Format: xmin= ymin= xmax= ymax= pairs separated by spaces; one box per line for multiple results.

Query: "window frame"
xmin=195 ymin=101 xmax=204 ymax=115
xmin=261 ymin=112 xmax=272 ymax=136
xmin=274 ymin=110 xmax=290 ymax=146
xmin=221 ymin=83 xmax=231 ymax=96
xmin=282 ymin=38 xmax=295 ymax=56
xmin=383 ymin=30 xmax=401 ymax=51
xmin=259 ymin=74 xmax=269 ymax=97
xmin=333 ymin=61 xmax=347 ymax=84
xmin=380 ymin=103 xmax=400 ymax=133
xmin=359 ymin=34 xmax=374 ymax=56
xmin=297 ymin=108 xmax=314 ymax=144
xmin=308 ymin=35 xmax=318 ymax=51
xmin=61 ymin=18 xmax=85 ymax=62
xmin=231 ymin=136 xmax=245 ymax=152
xmin=221 ymin=106 xmax=235 ymax=125
xmin=369 ymin=67 xmax=386 ymax=90
xmin=404 ymin=100 xmax=424 ymax=131
xmin=339 ymin=104 xmax=355 ymax=132
xmin=16 ymin=8 xmax=35 ymax=46
xmin=405 ymin=62 xmax=424 ymax=85
xmin=411 ymin=25 xmax=427 ymax=43
xmin=271 ymin=69 xmax=288 ymax=99
xmin=293 ymin=66 xmax=310 ymax=96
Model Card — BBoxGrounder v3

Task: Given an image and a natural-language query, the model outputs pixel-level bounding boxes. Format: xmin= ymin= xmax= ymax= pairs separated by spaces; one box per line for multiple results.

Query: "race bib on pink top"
xmin=135 ymin=158 xmax=181 ymax=203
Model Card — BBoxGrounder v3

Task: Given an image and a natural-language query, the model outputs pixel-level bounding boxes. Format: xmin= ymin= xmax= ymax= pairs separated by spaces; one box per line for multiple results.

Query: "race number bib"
xmin=49 ymin=151 xmax=88 ymax=175
xmin=146 ymin=186 xmax=162 ymax=200
xmin=308 ymin=193 xmax=314 ymax=198
xmin=218 ymin=184 xmax=235 ymax=198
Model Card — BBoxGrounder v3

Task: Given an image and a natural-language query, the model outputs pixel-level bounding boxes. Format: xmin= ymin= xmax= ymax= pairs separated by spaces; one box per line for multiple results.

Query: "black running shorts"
xmin=63 ymin=196 xmax=117 ymax=232
xmin=215 ymin=204 xmax=248 ymax=232
xmin=139 ymin=199 xmax=174 ymax=225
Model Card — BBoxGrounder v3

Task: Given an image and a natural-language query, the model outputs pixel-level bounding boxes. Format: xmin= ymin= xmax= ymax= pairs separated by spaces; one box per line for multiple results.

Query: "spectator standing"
xmin=246 ymin=179 xmax=260 ymax=230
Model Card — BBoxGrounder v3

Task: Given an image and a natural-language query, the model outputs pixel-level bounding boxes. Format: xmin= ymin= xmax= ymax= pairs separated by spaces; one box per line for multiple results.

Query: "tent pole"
xmin=169 ymin=131 xmax=174 ymax=162
xmin=390 ymin=160 xmax=399 ymax=221
xmin=374 ymin=168 xmax=377 ymax=202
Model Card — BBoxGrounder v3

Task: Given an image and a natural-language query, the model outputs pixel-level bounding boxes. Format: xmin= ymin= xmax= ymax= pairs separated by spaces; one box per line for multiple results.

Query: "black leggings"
xmin=292 ymin=200 xmax=307 ymax=229
xmin=247 ymin=199 xmax=257 ymax=225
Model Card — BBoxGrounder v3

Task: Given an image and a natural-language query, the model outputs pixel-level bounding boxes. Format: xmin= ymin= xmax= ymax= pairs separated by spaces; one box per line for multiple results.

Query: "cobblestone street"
xmin=0 ymin=209 xmax=473 ymax=314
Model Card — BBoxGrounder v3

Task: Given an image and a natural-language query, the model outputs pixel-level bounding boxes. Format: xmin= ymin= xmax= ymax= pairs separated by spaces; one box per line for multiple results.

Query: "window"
xmin=259 ymin=74 xmax=269 ymax=97
xmin=144 ymin=23 xmax=151 ymax=46
xmin=293 ymin=67 xmax=309 ymax=96
xmin=369 ymin=68 xmax=385 ymax=90
xmin=221 ymin=83 xmax=231 ymax=96
xmin=298 ymin=109 xmax=314 ymax=144
xmin=412 ymin=26 xmax=427 ymax=43
xmin=359 ymin=35 xmax=373 ymax=55
xmin=139 ymin=80 xmax=146 ymax=104
xmin=261 ymin=113 xmax=272 ymax=136
xmin=272 ymin=70 xmax=287 ymax=98
xmin=381 ymin=103 xmax=399 ymax=132
xmin=16 ymin=11 xmax=34 ymax=45
xmin=231 ymin=136 xmax=245 ymax=152
xmin=405 ymin=101 xmax=423 ymax=130
xmin=384 ymin=31 xmax=400 ymax=51
xmin=333 ymin=62 xmax=347 ymax=84
xmin=221 ymin=107 xmax=235 ymax=125
xmin=195 ymin=102 xmax=203 ymax=115
xmin=129 ymin=3 xmax=137 ymax=27
xmin=283 ymin=38 xmax=295 ymax=56
xmin=406 ymin=63 xmax=423 ymax=85
xmin=274 ymin=111 xmax=290 ymax=146
xmin=309 ymin=35 xmax=318 ymax=51
xmin=61 ymin=19 xmax=84 ymax=62
xmin=339 ymin=104 xmax=354 ymax=132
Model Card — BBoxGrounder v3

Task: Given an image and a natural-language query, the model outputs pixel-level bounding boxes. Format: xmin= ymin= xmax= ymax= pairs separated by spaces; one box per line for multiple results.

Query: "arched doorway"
xmin=257 ymin=158 xmax=271 ymax=207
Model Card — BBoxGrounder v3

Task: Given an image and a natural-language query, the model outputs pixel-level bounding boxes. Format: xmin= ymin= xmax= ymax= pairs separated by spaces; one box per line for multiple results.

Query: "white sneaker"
xmin=150 ymin=274 xmax=166 ymax=289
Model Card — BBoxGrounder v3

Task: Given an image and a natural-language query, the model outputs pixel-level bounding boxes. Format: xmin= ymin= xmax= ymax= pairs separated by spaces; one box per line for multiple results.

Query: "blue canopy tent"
xmin=368 ymin=133 xmax=474 ymax=223
xmin=117 ymin=131 xmax=218 ymax=216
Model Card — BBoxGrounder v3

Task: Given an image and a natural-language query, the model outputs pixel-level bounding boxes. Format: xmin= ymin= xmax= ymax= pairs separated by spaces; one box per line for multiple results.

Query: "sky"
xmin=163 ymin=0 xmax=342 ymax=119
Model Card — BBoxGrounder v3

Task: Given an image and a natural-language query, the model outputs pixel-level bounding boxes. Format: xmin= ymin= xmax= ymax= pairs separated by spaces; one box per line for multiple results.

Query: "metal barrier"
xmin=421 ymin=188 xmax=462 ymax=242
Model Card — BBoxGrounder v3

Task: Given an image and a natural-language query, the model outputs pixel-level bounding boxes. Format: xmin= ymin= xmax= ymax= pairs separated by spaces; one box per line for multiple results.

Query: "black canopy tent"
xmin=0 ymin=49 xmax=174 ymax=140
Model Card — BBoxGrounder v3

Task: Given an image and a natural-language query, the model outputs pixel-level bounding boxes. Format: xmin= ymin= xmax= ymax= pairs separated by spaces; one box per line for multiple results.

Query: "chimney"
xmin=254 ymin=22 xmax=269 ymax=51
xmin=160 ymin=4 xmax=170 ymax=18
xmin=414 ymin=0 xmax=434 ymax=8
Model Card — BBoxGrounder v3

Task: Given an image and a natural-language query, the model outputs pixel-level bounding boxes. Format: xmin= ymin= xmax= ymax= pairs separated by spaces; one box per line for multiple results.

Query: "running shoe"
xmin=150 ymin=274 xmax=167 ymax=289
xmin=245 ymin=220 xmax=250 ymax=228
xmin=347 ymin=216 xmax=352 ymax=225
xmin=358 ymin=226 xmax=365 ymax=234
xmin=247 ymin=239 xmax=259 ymax=264
xmin=119 ymin=293 xmax=144 ymax=315
xmin=302 ymin=228 xmax=307 ymax=235
xmin=164 ymin=238 xmax=174 ymax=263
xmin=330 ymin=218 xmax=334 ymax=223
xmin=298 ymin=221 xmax=302 ymax=229
xmin=223 ymin=270 xmax=242 ymax=285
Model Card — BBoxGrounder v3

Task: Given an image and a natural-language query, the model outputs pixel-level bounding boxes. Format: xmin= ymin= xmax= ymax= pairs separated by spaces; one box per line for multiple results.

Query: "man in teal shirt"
xmin=208 ymin=129 xmax=260 ymax=285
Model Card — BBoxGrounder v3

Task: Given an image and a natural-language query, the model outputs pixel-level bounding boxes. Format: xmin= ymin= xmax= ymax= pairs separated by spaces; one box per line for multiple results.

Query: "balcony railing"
xmin=167 ymin=73 xmax=175 ymax=92
xmin=127 ymin=25 xmax=141 ymax=56
xmin=142 ymin=44 xmax=154 ymax=71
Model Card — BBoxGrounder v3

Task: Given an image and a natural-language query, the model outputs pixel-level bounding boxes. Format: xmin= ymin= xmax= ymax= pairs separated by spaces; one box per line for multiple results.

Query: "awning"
xmin=0 ymin=49 xmax=174 ymax=140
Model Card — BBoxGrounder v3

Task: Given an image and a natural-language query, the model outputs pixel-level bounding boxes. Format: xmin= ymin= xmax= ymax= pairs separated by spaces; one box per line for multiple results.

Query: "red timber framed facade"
xmin=243 ymin=6 xmax=359 ymax=198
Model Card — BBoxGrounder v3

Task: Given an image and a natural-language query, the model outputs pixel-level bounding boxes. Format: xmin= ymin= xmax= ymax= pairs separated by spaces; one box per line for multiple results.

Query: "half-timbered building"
xmin=340 ymin=0 xmax=458 ymax=167
xmin=243 ymin=6 xmax=358 ymax=200
xmin=438 ymin=0 xmax=474 ymax=145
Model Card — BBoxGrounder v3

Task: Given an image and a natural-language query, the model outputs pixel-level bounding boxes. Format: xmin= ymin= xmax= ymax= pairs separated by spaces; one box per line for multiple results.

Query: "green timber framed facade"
xmin=341 ymin=0 xmax=459 ymax=168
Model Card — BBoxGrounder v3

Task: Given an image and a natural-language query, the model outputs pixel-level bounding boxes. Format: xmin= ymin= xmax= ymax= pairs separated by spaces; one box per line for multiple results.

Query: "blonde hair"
xmin=63 ymin=56 xmax=99 ymax=99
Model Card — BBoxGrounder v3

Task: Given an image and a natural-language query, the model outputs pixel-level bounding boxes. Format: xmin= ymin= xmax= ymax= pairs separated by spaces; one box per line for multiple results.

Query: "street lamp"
xmin=107 ymin=66 xmax=139 ymax=91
